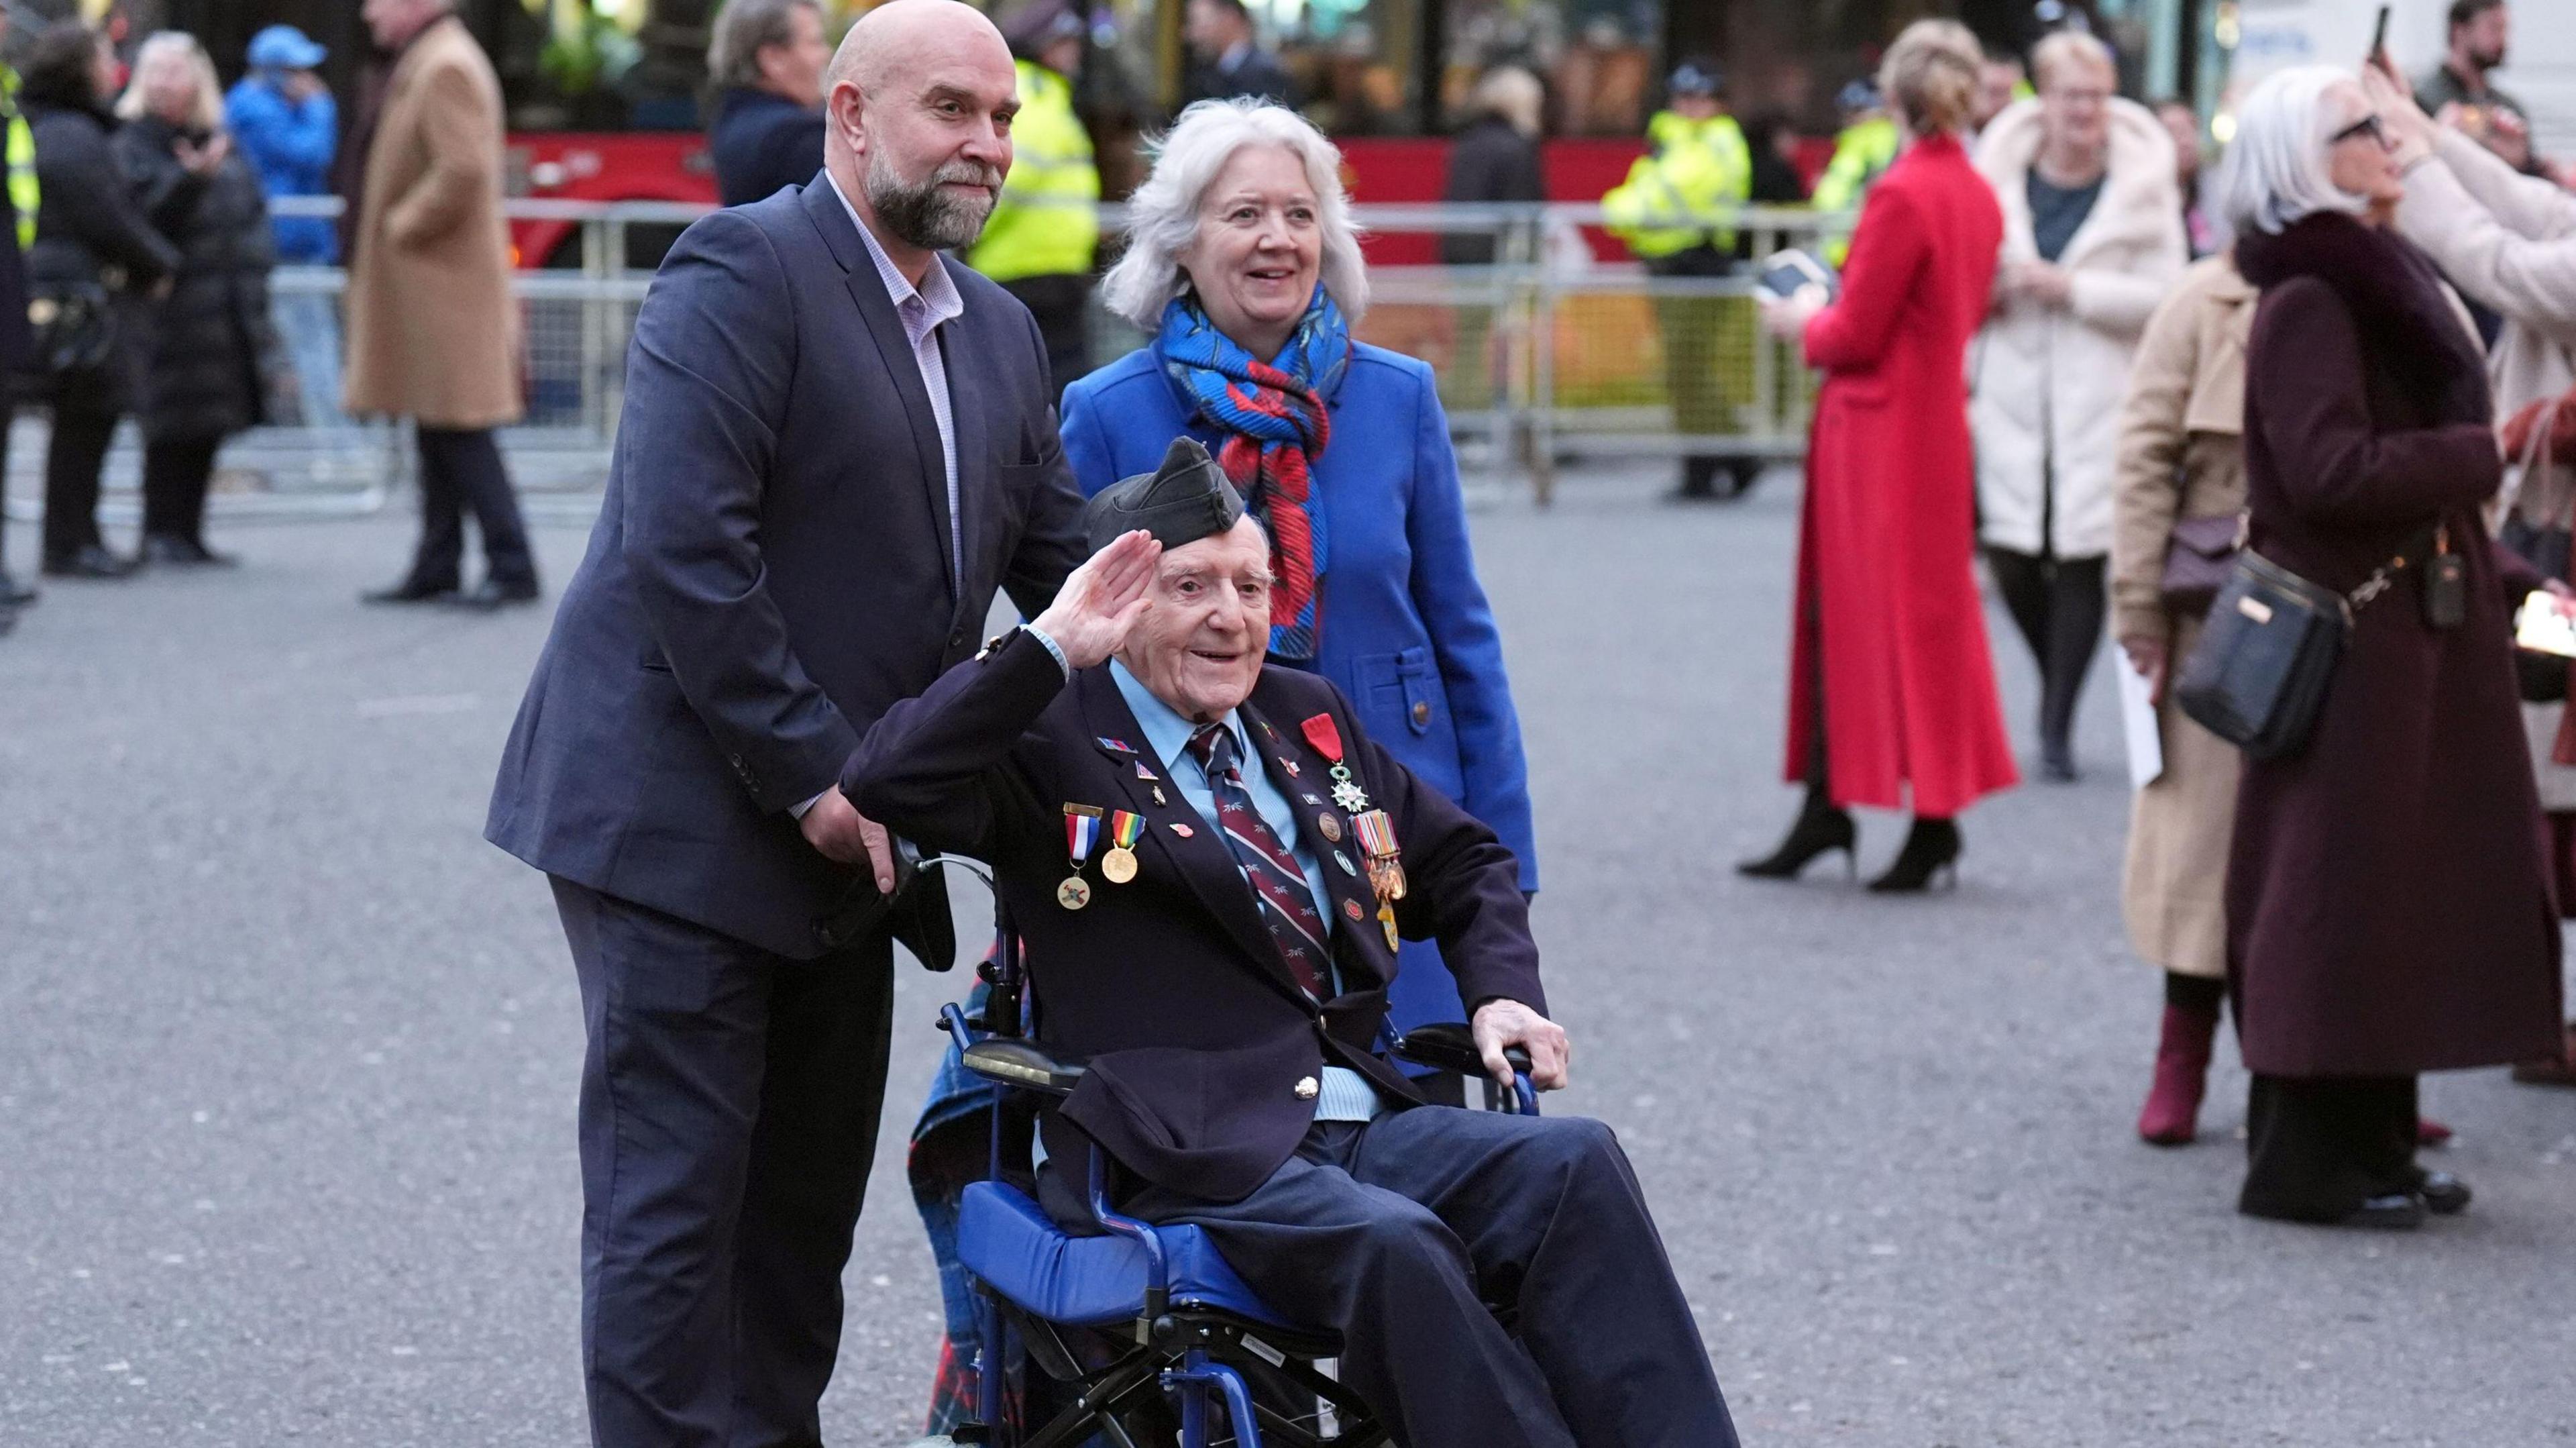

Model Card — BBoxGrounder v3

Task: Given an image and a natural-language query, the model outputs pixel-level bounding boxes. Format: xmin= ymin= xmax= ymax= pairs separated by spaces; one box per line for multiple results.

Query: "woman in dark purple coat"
xmin=2220 ymin=66 xmax=2563 ymax=1229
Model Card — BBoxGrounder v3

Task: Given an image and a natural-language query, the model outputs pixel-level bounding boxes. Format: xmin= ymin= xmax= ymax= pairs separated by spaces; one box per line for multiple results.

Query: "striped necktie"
xmin=1186 ymin=721 xmax=1333 ymax=1001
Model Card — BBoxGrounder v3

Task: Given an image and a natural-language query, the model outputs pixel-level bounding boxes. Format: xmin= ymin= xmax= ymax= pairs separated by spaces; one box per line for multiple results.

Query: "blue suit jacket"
xmin=1061 ymin=344 xmax=1536 ymax=1033
xmin=486 ymin=181 xmax=1087 ymax=959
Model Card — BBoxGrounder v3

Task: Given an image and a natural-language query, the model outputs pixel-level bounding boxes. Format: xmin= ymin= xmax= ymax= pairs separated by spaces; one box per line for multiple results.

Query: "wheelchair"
xmin=927 ymin=921 xmax=1538 ymax=1448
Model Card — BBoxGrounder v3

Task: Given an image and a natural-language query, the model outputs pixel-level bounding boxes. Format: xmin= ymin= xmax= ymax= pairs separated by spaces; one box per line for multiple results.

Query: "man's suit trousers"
xmin=552 ymin=877 xmax=894 ymax=1448
xmin=1051 ymin=1105 xmax=1739 ymax=1448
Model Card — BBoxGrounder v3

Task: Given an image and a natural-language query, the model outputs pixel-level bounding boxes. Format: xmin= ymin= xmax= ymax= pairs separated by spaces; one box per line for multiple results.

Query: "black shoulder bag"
xmin=2176 ymin=527 xmax=2451 ymax=760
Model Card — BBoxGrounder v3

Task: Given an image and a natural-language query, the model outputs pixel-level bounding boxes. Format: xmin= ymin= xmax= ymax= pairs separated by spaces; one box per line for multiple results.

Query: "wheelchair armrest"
xmin=960 ymin=1037 xmax=1089 ymax=1096
xmin=1389 ymin=1021 xmax=1532 ymax=1078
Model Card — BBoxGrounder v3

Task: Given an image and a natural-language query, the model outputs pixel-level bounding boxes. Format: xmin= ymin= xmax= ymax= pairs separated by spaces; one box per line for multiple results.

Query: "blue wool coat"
xmin=1061 ymin=342 xmax=1538 ymax=1036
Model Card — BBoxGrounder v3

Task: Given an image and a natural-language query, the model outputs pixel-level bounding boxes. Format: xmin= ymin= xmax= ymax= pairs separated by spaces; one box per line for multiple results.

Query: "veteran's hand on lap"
xmin=801 ymin=788 xmax=895 ymax=892
xmin=1034 ymin=529 xmax=1161 ymax=668
xmin=1472 ymin=998 xmax=1571 ymax=1092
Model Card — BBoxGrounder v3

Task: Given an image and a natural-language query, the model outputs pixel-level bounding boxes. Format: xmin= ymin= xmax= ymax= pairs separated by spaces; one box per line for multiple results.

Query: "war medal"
xmin=1298 ymin=713 xmax=1373 ymax=814
xmin=1352 ymin=809 xmax=1407 ymax=951
xmin=1101 ymin=810 xmax=1145 ymax=884
xmin=1317 ymin=813 xmax=1344 ymax=843
xmin=1060 ymin=804 xmax=1103 ymax=909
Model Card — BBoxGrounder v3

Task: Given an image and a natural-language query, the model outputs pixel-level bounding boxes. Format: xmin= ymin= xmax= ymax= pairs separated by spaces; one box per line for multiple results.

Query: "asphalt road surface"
xmin=6 ymin=465 xmax=2573 ymax=1447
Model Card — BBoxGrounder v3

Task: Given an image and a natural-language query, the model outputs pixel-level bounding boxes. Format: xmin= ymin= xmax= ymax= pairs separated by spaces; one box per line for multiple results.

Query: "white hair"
xmin=1099 ymin=98 xmax=1370 ymax=330
xmin=115 ymin=31 xmax=223 ymax=133
xmin=2217 ymin=64 xmax=2370 ymax=237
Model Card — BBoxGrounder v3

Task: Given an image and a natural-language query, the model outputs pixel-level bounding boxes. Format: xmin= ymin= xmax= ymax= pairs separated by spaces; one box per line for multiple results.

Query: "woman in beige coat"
xmin=2108 ymin=252 xmax=2253 ymax=1144
xmin=2371 ymin=62 xmax=2576 ymax=1086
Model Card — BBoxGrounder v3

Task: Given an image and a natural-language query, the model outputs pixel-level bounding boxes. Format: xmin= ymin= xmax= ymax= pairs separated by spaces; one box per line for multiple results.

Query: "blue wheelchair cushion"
xmin=956 ymin=1180 xmax=1297 ymax=1330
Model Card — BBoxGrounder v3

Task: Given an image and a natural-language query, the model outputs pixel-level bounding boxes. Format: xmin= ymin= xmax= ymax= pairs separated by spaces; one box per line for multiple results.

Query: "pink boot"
xmin=2137 ymin=1003 xmax=2219 ymax=1146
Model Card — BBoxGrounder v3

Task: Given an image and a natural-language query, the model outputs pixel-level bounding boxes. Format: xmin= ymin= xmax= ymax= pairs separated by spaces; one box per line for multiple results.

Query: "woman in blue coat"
xmin=1067 ymin=98 xmax=1538 ymax=1029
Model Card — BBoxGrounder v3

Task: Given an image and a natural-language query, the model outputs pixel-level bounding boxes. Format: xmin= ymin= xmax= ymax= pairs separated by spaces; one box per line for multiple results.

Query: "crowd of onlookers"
xmin=0 ymin=0 xmax=541 ymax=639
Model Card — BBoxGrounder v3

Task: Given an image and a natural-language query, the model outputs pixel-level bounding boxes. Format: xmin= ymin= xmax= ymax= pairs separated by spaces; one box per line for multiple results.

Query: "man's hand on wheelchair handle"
xmin=1470 ymin=998 xmax=1570 ymax=1092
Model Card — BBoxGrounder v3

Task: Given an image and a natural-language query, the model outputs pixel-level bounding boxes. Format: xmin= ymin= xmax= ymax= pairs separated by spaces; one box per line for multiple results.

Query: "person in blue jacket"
xmin=1072 ymin=96 xmax=1538 ymax=1043
xmin=904 ymin=97 xmax=1540 ymax=1435
xmin=223 ymin=25 xmax=337 ymax=428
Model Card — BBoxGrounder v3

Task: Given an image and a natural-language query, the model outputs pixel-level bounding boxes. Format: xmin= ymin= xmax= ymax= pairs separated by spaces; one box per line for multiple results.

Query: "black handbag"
xmin=25 ymin=280 xmax=118 ymax=376
xmin=2176 ymin=552 xmax=2353 ymax=760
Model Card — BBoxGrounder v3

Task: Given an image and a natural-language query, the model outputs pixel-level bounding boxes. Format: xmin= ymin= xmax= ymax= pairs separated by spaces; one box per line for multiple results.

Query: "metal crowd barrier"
xmin=2 ymin=197 xmax=1856 ymax=527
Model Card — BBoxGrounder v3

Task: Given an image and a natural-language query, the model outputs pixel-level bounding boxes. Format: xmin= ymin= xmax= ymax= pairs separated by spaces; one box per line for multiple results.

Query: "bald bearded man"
xmin=484 ymin=3 xmax=1085 ymax=1441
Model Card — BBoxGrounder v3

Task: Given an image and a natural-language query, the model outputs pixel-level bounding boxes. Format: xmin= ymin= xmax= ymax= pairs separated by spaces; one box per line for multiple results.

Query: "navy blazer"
xmin=486 ymin=180 xmax=1087 ymax=959
xmin=845 ymin=631 xmax=1544 ymax=1203
xmin=1062 ymin=344 xmax=1538 ymax=1037
xmin=707 ymin=87 xmax=826 ymax=209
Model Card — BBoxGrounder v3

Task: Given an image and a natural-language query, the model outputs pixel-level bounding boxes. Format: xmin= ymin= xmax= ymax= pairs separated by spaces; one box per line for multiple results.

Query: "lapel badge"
xmin=1342 ymin=898 xmax=1364 ymax=921
xmin=1134 ymin=760 xmax=1159 ymax=782
xmin=1334 ymin=850 xmax=1358 ymax=876
xmin=1317 ymin=813 xmax=1344 ymax=843
xmin=1153 ymin=786 xmax=1169 ymax=806
xmin=1169 ymin=822 xmax=1195 ymax=838
xmin=1096 ymin=736 xmax=1136 ymax=755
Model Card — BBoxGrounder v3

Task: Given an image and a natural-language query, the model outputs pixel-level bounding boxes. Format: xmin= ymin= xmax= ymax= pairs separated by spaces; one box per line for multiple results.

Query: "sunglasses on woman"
xmin=2330 ymin=113 xmax=2390 ymax=148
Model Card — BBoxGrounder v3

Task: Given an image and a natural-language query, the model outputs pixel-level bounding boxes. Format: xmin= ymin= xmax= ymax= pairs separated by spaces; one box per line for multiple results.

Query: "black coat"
xmin=2228 ymin=213 xmax=2563 ymax=1076
xmin=845 ymin=637 xmax=1545 ymax=1204
xmin=708 ymin=87 xmax=824 ymax=208
xmin=115 ymin=117 xmax=284 ymax=442
xmin=1439 ymin=117 xmax=1544 ymax=266
xmin=19 ymin=92 xmax=177 ymax=403
xmin=485 ymin=182 xmax=1089 ymax=962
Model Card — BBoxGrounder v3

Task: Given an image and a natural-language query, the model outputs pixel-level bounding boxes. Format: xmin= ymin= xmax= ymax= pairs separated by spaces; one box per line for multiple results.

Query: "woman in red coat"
xmin=1744 ymin=19 xmax=2020 ymax=892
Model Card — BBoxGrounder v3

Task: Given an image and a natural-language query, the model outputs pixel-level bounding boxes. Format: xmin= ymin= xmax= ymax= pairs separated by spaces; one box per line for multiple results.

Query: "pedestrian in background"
xmin=1746 ymin=18 xmax=2017 ymax=892
xmin=0 ymin=0 xmax=42 ymax=629
xmin=1603 ymin=58 xmax=1756 ymax=501
xmin=2414 ymin=0 xmax=2540 ymax=174
xmin=705 ymin=0 xmax=828 ymax=207
xmin=2370 ymin=60 xmax=2576 ymax=1088
xmin=1810 ymin=78 xmax=1895 ymax=266
xmin=1970 ymin=31 xmax=2187 ymax=781
xmin=341 ymin=0 xmax=537 ymax=610
xmin=224 ymin=24 xmax=340 ymax=431
xmin=1180 ymin=0 xmax=1298 ymax=109
xmin=2220 ymin=65 xmax=2559 ymax=1229
xmin=965 ymin=1 xmax=1099 ymax=398
xmin=19 ymin=17 xmax=176 ymax=582
xmin=115 ymin=32 xmax=284 ymax=568
xmin=1439 ymin=64 xmax=1545 ymax=419
xmin=2110 ymin=247 xmax=2255 ymax=1145
xmin=2153 ymin=97 xmax=2218 ymax=258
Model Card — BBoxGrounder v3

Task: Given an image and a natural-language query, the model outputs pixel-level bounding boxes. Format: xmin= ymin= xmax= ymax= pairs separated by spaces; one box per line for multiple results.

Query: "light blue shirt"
xmin=825 ymin=172 xmax=964 ymax=589
xmin=1109 ymin=659 xmax=1379 ymax=1123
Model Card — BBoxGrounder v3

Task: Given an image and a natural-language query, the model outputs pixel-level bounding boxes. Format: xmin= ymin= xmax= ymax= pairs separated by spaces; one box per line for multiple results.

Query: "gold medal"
xmin=1100 ymin=810 xmax=1145 ymax=884
xmin=1378 ymin=900 xmax=1399 ymax=951
xmin=1318 ymin=813 xmax=1343 ymax=843
xmin=1058 ymin=876 xmax=1093 ymax=910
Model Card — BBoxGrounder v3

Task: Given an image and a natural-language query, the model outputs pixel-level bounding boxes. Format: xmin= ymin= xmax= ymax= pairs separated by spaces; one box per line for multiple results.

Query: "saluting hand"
xmin=1033 ymin=529 xmax=1161 ymax=670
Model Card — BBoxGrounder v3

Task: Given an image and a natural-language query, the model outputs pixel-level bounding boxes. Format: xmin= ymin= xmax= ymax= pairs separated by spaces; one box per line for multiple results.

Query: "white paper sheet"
xmin=2118 ymin=654 xmax=2163 ymax=791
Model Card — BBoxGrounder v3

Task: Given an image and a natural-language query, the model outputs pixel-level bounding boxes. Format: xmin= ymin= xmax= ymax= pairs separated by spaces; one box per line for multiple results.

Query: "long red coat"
xmin=1786 ymin=132 xmax=2019 ymax=817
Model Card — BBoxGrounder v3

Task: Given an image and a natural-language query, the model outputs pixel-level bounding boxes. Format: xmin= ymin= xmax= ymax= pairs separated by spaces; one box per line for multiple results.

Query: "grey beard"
xmin=865 ymin=151 xmax=1000 ymax=252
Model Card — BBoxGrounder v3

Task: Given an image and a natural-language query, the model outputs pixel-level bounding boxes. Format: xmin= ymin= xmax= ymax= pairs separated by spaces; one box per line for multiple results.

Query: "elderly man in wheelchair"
xmin=846 ymin=442 xmax=1738 ymax=1448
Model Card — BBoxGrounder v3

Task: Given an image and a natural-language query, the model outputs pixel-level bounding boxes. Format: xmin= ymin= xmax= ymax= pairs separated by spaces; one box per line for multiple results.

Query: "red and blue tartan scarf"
xmin=1155 ymin=288 xmax=1349 ymax=659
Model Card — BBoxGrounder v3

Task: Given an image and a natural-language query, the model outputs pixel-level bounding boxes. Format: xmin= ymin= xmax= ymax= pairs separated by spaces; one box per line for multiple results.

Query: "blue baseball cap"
xmin=1668 ymin=58 xmax=1723 ymax=97
xmin=248 ymin=25 xmax=327 ymax=71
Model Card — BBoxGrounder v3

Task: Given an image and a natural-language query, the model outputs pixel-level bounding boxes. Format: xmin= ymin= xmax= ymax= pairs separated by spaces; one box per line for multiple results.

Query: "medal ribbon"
xmin=1108 ymin=811 xmax=1145 ymax=849
xmin=1063 ymin=804 xmax=1103 ymax=864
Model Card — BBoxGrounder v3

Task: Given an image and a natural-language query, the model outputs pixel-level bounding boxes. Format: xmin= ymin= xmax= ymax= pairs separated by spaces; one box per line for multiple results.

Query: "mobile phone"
xmin=1756 ymin=248 xmax=1837 ymax=302
xmin=2368 ymin=5 xmax=2391 ymax=64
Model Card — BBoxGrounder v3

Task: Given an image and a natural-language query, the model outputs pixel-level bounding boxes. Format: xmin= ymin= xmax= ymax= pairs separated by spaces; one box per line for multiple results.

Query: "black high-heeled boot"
xmin=1738 ymin=791 xmax=1858 ymax=880
xmin=1868 ymin=817 xmax=1961 ymax=893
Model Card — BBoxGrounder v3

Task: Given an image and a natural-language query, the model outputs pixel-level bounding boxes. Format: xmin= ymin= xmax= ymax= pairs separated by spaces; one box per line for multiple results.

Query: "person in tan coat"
xmin=2371 ymin=60 xmax=2576 ymax=1086
xmin=342 ymin=0 xmax=535 ymax=609
xmin=2109 ymin=251 xmax=2253 ymax=1145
